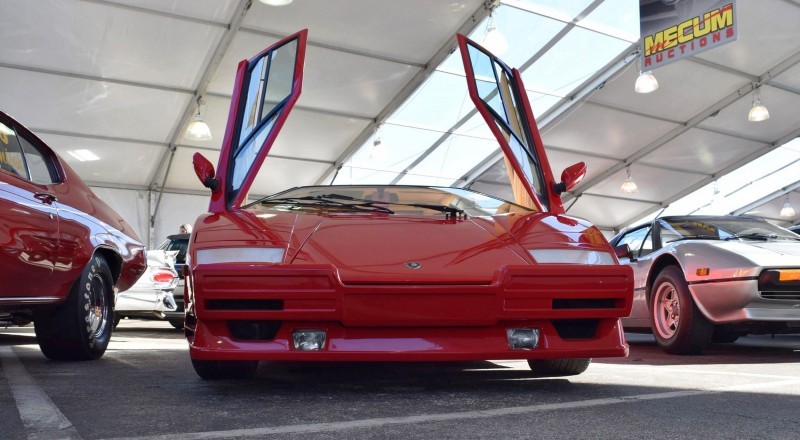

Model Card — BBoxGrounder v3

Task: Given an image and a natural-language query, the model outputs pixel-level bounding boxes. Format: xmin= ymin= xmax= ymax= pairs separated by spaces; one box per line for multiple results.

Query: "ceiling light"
xmin=67 ymin=149 xmax=100 ymax=162
xmin=634 ymin=71 xmax=659 ymax=93
xmin=258 ymin=0 xmax=293 ymax=5
xmin=781 ymin=197 xmax=795 ymax=217
xmin=481 ymin=16 xmax=508 ymax=55
xmin=369 ymin=137 xmax=388 ymax=160
xmin=620 ymin=167 xmax=639 ymax=194
xmin=185 ymin=97 xmax=212 ymax=141
xmin=748 ymin=89 xmax=770 ymax=122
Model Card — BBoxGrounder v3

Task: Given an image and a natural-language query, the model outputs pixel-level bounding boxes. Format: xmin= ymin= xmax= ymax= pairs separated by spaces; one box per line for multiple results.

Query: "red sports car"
xmin=185 ymin=30 xmax=633 ymax=379
xmin=0 ymin=111 xmax=146 ymax=360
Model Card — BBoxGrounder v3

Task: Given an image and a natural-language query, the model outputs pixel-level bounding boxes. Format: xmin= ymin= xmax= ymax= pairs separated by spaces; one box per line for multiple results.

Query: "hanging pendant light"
xmin=620 ymin=166 xmax=639 ymax=194
xmin=634 ymin=71 xmax=659 ymax=93
xmin=185 ymin=97 xmax=212 ymax=141
xmin=258 ymin=0 xmax=293 ymax=6
xmin=481 ymin=14 xmax=508 ymax=55
xmin=780 ymin=197 xmax=795 ymax=217
xmin=748 ymin=88 xmax=770 ymax=122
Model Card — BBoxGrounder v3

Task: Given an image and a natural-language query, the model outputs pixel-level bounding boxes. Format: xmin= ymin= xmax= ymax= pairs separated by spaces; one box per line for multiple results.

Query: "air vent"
xmin=552 ymin=319 xmax=599 ymax=339
xmin=206 ymin=299 xmax=284 ymax=310
xmin=552 ymin=299 xmax=618 ymax=309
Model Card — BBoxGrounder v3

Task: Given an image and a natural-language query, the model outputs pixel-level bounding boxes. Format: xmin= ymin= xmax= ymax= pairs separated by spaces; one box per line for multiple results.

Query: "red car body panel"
xmin=0 ymin=111 xmax=145 ymax=306
xmin=185 ymin=31 xmax=634 ymax=364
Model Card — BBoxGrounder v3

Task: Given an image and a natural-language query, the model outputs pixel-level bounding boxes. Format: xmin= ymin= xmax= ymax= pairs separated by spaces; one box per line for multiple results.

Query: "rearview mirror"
xmin=193 ymin=153 xmax=219 ymax=192
xmin=614 ymin=243 xmax=633 ymax=260
xmin=554 ymin=162 xmax=587 ymax=195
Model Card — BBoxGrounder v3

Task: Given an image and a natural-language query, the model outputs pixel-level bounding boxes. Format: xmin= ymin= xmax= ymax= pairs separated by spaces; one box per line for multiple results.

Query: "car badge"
xmin=405 ymin=262 xmax=422 ymax=270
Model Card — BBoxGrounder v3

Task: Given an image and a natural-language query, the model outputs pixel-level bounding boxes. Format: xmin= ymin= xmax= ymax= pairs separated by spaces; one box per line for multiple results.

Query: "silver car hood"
xmin=710 ymin=240 xmax=800 ymax=267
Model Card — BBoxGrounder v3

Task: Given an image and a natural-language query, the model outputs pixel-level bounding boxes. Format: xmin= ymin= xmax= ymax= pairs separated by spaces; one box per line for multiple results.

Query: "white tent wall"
xmin=150 ymin=192 xmax=210 ymax=248
xmin=88 ymin=187 xmax=210 ymax=249
xmin=89 ymin=187 xmax=150 ymax=245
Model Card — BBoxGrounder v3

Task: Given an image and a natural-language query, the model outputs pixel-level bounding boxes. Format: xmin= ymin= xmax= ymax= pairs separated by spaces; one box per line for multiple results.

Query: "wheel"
xmin=527 ymin=358 xmax=591 ymax=377
xmin=191 ymin=358 xmax=258 ymax=380
xmin=113 ymin=315 xmax=122 ymax=329
xmin=34 ymin=255 xmax=115 ymax=360
xmin=711 ymin=328 xmax=743 ymax=344
xmin=169 ymin=319 xmax=184 ymax=330
xmin=650 ymin=266 xmax=713 ymax=355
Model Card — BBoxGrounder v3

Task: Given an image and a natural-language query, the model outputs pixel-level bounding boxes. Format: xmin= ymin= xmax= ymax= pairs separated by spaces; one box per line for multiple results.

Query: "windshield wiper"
xmin=317 ymin=193 xmax=468 ymax=219
xmin=258 ymin=196 xmax=395 ymax=214
xmin=724 ymin=233 xmax=777 ymax=241
xmin=666 ymin=235 xmax=720 ymax=243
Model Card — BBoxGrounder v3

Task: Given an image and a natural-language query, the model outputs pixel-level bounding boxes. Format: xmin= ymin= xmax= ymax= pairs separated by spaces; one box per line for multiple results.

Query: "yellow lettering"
xmin=644 ymin=33 xmax=665 ymax=56
xmin=663 ymin=26 xmax=678 ymax=50
xmin=711 ymin=5 xmax=734 ymax=31
xmin=677 ymin=19 xmax=693 ymax=44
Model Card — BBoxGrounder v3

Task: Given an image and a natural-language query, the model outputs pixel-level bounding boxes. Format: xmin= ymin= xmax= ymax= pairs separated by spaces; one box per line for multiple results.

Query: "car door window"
xmin=617 ymin=227 xmax=652 ymax=259
xmin=0 ymin=121 xmax=29 ymax=178
xmin=17 ymin=134 xmax=58 ymax=184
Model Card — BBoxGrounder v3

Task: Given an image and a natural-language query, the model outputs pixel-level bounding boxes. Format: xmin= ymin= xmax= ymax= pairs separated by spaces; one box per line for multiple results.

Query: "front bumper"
xmin=689 ymin=279 xmax=800 ymax=324
xmin=186 ymin=264 xmax=633 ymax=361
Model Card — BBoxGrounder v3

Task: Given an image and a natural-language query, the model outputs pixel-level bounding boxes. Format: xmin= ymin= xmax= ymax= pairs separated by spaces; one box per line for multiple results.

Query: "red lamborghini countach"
xmin=0 ymin=111 xmax=146 ymax=360
xmin=185 ymin=30 xmax=633 ymax=379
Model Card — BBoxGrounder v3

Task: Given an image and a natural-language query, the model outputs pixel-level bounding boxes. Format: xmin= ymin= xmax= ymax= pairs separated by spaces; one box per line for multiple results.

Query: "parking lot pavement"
xmin=1 ymin=321 xmax=799 ymax=440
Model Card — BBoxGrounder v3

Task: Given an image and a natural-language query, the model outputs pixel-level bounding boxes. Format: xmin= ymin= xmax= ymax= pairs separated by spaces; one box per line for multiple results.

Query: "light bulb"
xmin=258 ymin=0 xmax=293 ymax=6
xmin=748 ymin=100 xmax=770 ymax=122
xmin=185 ymin=114 xmax=212 ymax=141
xmin=369 ymin=137 xmax=388 ymax=160
xmin=620 ymin=176 xmax=639 ymax=194
xmin=781 ymin=200 xmax=795 ymax=217
xmin=482 ymin=23 xmax=508 ymax=55
xmin=634 ymin=71 xmax=659 ymax=93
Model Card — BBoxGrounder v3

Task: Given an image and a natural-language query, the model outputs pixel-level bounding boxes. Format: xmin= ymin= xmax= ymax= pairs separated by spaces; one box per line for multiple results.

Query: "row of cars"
xmin=2 ymin=30 xmax=798 ymax=378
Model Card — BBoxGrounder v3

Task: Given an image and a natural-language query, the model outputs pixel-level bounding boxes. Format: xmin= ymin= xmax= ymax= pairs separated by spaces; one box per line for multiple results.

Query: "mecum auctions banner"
xmin=640 ymin=0 xmax=737 ymax=70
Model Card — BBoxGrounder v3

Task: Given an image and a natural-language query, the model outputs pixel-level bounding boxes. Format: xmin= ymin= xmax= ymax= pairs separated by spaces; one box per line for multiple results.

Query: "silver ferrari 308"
xmin=610 ymin=215 xmax=800 ymax=354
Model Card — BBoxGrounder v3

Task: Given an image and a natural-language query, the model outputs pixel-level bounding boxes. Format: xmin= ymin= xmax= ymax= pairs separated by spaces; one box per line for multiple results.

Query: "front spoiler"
xmin=189 ymin=319 xmax=629 ymax=361
xmin=187 ymin=263 xmax=633 ymax=360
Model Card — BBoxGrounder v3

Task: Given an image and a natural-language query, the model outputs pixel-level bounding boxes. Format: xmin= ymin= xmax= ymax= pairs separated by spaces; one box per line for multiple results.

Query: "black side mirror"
xmin=614 ymin=243 xmax=633 ymax=261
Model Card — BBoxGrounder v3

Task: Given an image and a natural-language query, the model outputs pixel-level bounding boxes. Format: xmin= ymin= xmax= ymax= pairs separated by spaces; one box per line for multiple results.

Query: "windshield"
xmin=245 ymin=185 xmax=534 ymax=217
xmin=659 ymin=217 xmax=800 ymax=242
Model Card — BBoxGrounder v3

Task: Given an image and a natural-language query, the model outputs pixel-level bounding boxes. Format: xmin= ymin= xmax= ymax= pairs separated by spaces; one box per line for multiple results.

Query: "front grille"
xmin=552 ymin=299 xmax=618 ymax=309
xmin=760 ymin=291 xmax=800 ymax=300
xmin=552 ymin=319 xmax=599 ymax=339
xmin=228 ymin=320 xmax=282 ymax=341
xmin=206 ymin=299 xmax=284 ymax=310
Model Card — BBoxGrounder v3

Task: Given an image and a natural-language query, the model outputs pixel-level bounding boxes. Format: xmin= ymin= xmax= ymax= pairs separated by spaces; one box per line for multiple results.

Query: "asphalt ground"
xmin=1 ymin=320 xmax=799 ymax=440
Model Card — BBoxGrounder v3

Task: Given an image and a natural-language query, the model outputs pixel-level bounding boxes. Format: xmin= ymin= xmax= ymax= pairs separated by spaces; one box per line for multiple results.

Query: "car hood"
xmin=708 ymin=240 xmax=800 ymax=267
xmin=195 ymin=209 xmax=614 ymax=284
xmin=292 ymin=215 xmax=531 ymax=284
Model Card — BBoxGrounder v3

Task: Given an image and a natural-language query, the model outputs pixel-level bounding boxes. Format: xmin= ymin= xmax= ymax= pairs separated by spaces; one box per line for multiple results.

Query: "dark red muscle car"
xmin=185 ymin=30 xmax=633 ymax=379
xmin=0 ymin=111 xmax=146 ymax=360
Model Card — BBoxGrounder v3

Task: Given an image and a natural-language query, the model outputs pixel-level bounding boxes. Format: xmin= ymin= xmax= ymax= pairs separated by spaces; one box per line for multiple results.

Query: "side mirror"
xmin=614 ymin=243 xmax=633 ymax=260
xmin=554 ymin=162 xmax=587 ymax=195
xmin=193 ymin=153 xmax=219 ymax=192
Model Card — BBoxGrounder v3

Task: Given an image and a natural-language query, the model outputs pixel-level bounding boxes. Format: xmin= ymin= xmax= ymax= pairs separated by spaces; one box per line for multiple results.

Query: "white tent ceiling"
xmin=2 ymin=0 xmax=800 ymax=244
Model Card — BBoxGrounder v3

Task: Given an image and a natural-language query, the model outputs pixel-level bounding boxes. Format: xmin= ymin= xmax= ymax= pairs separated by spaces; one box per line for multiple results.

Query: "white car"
xmin=114 ymin=249 xmax=180 ymax=329
xmin=611 ymin=215 xmax=800 ymax=354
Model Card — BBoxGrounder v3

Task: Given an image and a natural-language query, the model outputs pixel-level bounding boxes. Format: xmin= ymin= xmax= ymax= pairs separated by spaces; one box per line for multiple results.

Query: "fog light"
xmin=292 ymin=329 xmax=327 ymax=351
xmin=507 ymin=328 xmax=539 ymax=350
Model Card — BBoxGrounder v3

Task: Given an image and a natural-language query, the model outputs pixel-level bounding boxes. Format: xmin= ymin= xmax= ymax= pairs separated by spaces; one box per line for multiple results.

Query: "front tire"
xmin=527 ymin=358 xmax=591 ymax=377
xmin=168 ymin=319 xmax=184 ymax=330
xmin=650 ymin=266 xmax=713 ymax=355
xmin=191 ymin=359 xmax=258 ymax=380
xmin=34 ymin=255 xmax=115 ymax=360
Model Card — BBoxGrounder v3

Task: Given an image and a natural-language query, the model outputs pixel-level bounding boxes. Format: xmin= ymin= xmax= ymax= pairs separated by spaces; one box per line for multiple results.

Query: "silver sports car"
xmin=610 ymin=216 xmax=800 ymax=354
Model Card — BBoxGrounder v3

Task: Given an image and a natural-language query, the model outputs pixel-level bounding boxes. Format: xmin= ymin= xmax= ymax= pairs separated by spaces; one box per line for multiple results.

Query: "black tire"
xmin=191 ymin=358 xmax=258 ymax=380
xmin=34 ymin=255 xmax=115 ymax=360
xmin=711 ymin=328 xmax=743 ymax=344
xmin=649 ymin=266 xmax=713 ymax=355
xmin=113 ymin=315 xmax=122 ymax=329
xmin=527 ymin=358 xmax=591 ymax=377
xmin=168 ymin=319 xmax=184 ymax=330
